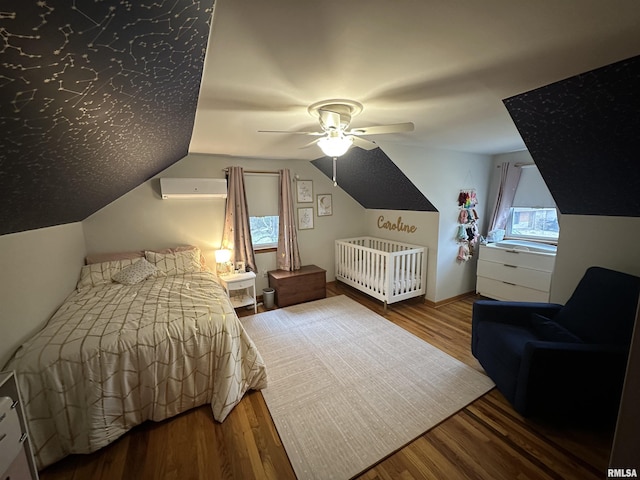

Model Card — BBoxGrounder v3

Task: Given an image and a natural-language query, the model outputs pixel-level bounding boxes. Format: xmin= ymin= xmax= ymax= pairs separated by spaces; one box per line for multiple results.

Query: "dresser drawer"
xmin=1 ymin=447 xmax=31 ymax=480
xmin=477 ymin=276 xmax=550 ymax=302
xmin=479 ymin=246 xmax=555 ymax=272
xmin=227 ymin=278 xmax=254 ymax=290
xmin=477 ymin=260 xmax=552 ymax=292
xmin=0 ymin=396 xmax=23 ymax=473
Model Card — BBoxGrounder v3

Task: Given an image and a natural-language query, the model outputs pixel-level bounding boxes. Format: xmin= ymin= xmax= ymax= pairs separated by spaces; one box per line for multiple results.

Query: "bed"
xmin=6 ymin=246 xmax=267 ymax=470
xmin=335 ymin=237 xmax=427 ymax=310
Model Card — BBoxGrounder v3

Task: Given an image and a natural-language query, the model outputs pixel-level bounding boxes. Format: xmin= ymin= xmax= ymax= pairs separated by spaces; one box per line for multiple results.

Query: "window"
xmin=250 ymin=216 xmax=279 ymax=248
xmin=244 ymin=173 xmax=279 ymax=250
xmin=506 ymin=165 xmax=559 ymax=242
xmin=506 ymin=207 xmax=559 ymax=241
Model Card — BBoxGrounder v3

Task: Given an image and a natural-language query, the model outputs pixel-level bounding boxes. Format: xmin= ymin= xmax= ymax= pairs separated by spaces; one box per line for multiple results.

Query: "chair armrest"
xmin=471 ymin=300 xmax=563 ymax=354
xmin=515 ymin=341 xmax=629 ymax=420
xmin=472 ymin=300 xmax=563 ymax=327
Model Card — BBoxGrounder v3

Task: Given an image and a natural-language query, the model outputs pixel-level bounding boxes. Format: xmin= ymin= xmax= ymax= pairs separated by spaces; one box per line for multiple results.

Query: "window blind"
xmin=513 ymin=166 xmax=556 ymax=208
xmin=244 ymin=174 xmax=279 ymax=216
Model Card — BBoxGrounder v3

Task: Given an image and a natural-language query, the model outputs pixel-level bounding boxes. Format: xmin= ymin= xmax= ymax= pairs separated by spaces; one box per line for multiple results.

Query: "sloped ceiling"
xmin=2 ymin=1 xmax=640 ymax=237
xmin=504 ymin=55 xmax=640 ymax=217
xmin=0 ymin=0 xmax=215 ymax=235
xmin=191 ymin=0 xmax=640 ymax=160
xmin=312 ymin=149 xmax=437 ymax=212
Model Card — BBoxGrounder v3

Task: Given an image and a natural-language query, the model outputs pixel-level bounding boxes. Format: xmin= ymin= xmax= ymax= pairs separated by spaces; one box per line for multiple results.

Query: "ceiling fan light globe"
xmin=318 ymin=135 xmax=353 ymax=157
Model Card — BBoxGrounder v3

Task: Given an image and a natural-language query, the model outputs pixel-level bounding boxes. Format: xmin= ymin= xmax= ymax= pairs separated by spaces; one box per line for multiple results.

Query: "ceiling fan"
xmin=258 ymin=99 xmax=414 ymax=158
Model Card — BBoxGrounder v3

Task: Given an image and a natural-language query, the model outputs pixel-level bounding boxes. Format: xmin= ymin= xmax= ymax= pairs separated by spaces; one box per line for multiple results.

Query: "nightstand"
xmin=218 ymin=271 xmax=257 ymax=313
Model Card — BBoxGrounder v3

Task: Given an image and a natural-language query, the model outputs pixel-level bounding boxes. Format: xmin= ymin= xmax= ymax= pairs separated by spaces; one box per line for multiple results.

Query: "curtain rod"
xmin=497 ymin=162 xmax=535 ymax=168
xmin=222 ymin=168 xmax=280 ymax=175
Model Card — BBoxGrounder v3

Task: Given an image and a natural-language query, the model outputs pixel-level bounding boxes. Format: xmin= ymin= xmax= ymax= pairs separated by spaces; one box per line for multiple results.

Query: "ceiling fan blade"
xmin=349 ymin=122 xmax=415 ymax=136
xmin=299 ymin=138 xmax=322 ymax=149
xmin=258 ymin=129 xmax=324 ymax=136
xmin=318 ymin=109 xmax=341 ymax=131
xmin=350 ymin=136 xmax=378 ymax=150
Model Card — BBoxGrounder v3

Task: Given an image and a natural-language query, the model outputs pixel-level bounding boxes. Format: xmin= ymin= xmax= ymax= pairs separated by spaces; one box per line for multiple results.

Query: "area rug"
xmin=241 ymin=295 xmax=495 ymax=480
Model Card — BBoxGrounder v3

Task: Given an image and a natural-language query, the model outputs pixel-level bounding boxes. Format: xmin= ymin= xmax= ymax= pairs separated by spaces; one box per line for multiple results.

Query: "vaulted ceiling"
xmin=2 ymin=0 xmax=640 ymax=235
xmin=505 ymin=55 xmax=640 ymax=217
xmin=191 ymin=0 xmax=640 ymax=159
xmin=0 ymin=0 xmax=215 ymax=235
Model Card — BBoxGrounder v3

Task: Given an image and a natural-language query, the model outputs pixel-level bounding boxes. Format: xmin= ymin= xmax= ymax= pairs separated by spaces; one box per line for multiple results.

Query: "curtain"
xmin=222 ymin=166 xmax=257 ymax=272
xmin=487 ymin=162 xmax=522 ymax=233
xmin=276 ymin=169 xmax=301 ymax=271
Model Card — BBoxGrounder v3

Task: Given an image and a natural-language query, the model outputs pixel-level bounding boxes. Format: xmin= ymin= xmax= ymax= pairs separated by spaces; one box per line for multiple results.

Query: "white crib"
xmin=335 ymin=236 xmax=427 ymax=310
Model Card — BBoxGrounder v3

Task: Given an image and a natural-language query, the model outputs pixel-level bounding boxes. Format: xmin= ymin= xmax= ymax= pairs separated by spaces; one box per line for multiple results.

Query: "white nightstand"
xmin=218 ymin=271 xmax=257 ymax=313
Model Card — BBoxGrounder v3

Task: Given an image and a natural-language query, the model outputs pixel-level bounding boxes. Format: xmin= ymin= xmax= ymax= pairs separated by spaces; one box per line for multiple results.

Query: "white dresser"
xmin=476 ymin=242 xmax=556 ymax=302
xmin=0 ymin=371 xmax=39 ymax=479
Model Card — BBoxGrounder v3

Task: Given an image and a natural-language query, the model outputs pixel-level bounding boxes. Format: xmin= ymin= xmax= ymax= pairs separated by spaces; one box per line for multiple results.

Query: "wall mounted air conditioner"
xmin=160 ymin=178 xmax=227 ymax=199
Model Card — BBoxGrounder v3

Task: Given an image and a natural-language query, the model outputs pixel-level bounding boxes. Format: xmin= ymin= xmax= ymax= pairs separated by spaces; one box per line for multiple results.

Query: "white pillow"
xmin=145 ymin=247 xmax=202 ymax=276
xmin=112 ymin=258 xmax=159 ymax=285
xmin=77 ymin=259 xmax=138 ymax=289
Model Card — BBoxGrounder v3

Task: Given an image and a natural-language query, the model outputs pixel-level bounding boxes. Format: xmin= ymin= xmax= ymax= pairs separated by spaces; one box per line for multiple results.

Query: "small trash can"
xmin=262 ymin=287 xmax=275 ymax=309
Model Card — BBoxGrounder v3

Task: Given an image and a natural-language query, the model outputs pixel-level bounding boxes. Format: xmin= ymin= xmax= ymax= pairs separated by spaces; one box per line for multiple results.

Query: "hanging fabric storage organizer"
xmin=456 ymin=189 xmax=479 ymax=262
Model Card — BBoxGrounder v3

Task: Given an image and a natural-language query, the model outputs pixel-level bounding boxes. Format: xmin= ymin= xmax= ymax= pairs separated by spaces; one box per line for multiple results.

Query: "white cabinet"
xmin=476 ymin=243 xmax=556 ymax=302
xmin=218 ymin=271 xmax=257 ymax=313
xmin=0 ymin=371 xmax=38 ymax=479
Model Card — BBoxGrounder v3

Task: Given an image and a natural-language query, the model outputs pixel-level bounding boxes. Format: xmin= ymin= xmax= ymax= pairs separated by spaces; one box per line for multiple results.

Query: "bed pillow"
xmin=145 ymin=247 xmax=202 ymax=276
xmin=85 ymin=250 xmax=144 ymax=265
xmin=76 ymin=259 xmax=138 ymax=289
xmin=112 ymin=258 xmax=159 ymax=285
xmin=151 ymin=245 xmax=208 ymax=269
xmin=530 ymin=313 xmax=583 ymax=343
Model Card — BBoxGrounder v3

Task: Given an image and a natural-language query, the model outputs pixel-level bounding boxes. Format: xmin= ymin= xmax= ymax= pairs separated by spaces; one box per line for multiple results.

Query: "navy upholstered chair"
xmin=472 ymin=266 xmax=640 ymax=423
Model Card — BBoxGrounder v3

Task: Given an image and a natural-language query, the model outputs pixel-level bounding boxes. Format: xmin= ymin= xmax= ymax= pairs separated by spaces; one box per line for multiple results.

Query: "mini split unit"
xmin=160 ymin=178 xmax=227 ymax=199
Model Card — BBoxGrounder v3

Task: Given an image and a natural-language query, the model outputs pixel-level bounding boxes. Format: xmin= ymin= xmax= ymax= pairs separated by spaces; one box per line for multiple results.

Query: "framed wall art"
xmin=296 ymin=180 xmax=313 ymax=203
xmin=297 ymin=207 xmax=314 ymax=229
xmin=317 ymin=194 xmax=332 ymax=216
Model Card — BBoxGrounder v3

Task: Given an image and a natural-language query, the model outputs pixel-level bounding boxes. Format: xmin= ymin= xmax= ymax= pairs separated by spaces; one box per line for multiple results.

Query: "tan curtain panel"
xmin=277 ymin=169 xmax=301 ymax=271
xmin=222 ymin=166 xmax=257 ymax=272
xmin=488 ymin=161 xmax=522 ymax=233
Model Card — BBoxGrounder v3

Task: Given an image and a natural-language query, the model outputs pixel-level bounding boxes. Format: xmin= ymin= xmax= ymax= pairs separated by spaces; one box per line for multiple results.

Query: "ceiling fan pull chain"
xmin=333 ymin=157 xmax=338 ymax=187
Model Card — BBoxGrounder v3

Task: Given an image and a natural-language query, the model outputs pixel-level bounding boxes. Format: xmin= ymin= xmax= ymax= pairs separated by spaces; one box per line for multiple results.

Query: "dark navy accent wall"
xmin=504 ymin=55 xmax=640 ymax=217
xmin=0 ymin=0 xmax=215 ymax=235
xmin=311 ymin=148 xmax=437 ymax=212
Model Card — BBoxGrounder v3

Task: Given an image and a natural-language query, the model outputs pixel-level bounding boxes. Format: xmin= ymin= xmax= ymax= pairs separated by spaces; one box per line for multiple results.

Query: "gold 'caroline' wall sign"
xmin=377 ymin=215 xmax=418 ymax=234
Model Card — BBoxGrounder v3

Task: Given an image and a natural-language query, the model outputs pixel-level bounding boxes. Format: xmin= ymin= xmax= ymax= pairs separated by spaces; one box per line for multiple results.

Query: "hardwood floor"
xmin=39 ymin=282 xmax=614 ymax=480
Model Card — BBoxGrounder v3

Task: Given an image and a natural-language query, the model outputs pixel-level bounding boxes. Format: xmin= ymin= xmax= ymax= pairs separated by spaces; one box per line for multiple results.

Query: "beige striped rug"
xmin=242 ymin=295 xmax=494 ymax=480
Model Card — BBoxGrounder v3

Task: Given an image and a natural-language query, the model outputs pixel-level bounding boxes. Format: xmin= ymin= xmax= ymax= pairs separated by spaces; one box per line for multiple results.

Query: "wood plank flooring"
xmin=39 ymin=282 xmax=614 ymax=480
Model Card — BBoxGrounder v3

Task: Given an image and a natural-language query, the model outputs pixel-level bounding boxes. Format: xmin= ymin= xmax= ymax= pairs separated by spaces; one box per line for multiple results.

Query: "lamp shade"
xmin=215 ymin=249 xmax=231 ymax=263
xmin=318 ymin=134 xmax=353 ymax=157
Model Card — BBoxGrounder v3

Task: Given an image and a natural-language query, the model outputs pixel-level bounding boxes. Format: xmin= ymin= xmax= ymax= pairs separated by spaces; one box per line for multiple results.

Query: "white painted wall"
xmin=552 ymin=215 xmax=640 ymax=303
xmin=83 ymin=153 xmax=367 ymax=293
xmin=0 ymin=223 xmax=86 ymax=367
xmin=374 ymin=142 xmax=493 ymax=302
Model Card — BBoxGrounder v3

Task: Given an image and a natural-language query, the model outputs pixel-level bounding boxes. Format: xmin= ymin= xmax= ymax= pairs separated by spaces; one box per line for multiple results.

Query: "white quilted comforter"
xmin=7 ymin=271 xmax=267 ymax=469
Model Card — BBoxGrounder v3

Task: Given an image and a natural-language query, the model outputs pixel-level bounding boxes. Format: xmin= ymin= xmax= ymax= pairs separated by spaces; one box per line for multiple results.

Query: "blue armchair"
xmin=472 ymin=266 xmax=640 ymax=423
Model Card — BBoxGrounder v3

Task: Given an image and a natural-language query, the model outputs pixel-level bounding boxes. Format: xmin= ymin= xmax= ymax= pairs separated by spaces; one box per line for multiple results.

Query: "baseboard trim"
xmin=426 ymin=291 xmax=477 ymax=308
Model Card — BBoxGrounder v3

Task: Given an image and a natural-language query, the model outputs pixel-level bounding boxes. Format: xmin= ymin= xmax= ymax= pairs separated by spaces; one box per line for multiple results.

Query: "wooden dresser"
xmin=268 ymin=265 xmax=326 ymax=307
